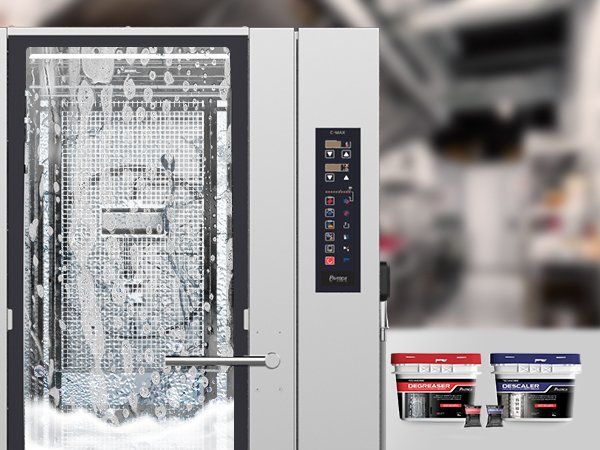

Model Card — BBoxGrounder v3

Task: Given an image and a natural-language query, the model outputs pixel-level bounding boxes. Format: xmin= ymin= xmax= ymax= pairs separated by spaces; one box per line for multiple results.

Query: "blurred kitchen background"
xmin=3 ymin=0 xmax=600 ymax=328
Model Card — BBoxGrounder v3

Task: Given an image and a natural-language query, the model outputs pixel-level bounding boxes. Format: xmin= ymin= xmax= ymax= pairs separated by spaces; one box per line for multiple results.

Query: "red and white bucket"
xmin=391 ymin=353 xmax=482 ymax=421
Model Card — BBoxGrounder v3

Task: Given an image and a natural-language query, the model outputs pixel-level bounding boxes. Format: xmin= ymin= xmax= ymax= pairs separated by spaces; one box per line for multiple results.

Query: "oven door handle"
xmin=165 ymin=353 xmax=281 ymax=369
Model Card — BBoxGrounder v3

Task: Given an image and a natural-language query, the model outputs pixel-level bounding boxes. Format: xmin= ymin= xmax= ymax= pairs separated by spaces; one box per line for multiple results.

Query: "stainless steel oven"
xmin=0 ymin=27 xmax=381 ymax=450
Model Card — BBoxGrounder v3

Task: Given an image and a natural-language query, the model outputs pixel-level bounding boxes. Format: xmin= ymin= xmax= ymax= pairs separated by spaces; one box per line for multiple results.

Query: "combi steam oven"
xmin=0 ymin=27 xmax=382 ymax=450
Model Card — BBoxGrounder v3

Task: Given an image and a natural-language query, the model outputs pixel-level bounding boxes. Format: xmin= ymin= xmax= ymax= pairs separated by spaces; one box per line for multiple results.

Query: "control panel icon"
xmin=325 ymin=173 xmax=335 ymax=182
xmin=325 ymin=150 xmax=335 ymax=159
xmin=325 ymin=256 xmax=336 ymax=266
xmin=325 ymin=244 xmax=335 ymax=254
xmin=325 ymin=220 xmax=335 ymax=230
xmin=325 ymin=196 xmax=335 ymax=206
xmin=324 ymin=232 xmax=335 ymax=242
xmin=341 ymin=150 xmax=351 ymax=159
xmin=325 ymin=208 xmax=335 ymax=218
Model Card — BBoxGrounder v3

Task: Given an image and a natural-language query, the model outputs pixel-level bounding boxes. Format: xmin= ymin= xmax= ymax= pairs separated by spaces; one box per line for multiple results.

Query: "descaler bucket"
xmin=491 ymin=353 xmax=582 ymax=421
xmin=391 ymin=353 xmax=482 ymax=421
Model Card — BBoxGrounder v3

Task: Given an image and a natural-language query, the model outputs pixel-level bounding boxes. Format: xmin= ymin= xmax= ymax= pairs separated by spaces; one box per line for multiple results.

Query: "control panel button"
xmin=325 ymin=256 xmax=335 ymax=266
xmin=324 ymin=232 xmax=335 ymax=242
xmin=325 ymin=220 xmax=335 ymax=230
xmin=325 ymin=196 xmax=335 ymax=206
xmin=325 ymin=244 xmax=335 ymax=254
xmin=341 ymin=150 xmax=351 ymax=159
xmin=325 ymin=208 xmax=335 ymax=218
xmin=325 ymin=150 xmax=335 ymax=159
xmin=325 ymin=173 xmax=335 ymax=182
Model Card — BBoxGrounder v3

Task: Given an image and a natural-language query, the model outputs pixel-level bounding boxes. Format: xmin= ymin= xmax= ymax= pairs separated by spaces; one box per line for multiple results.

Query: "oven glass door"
xmin=14 ymin=42 xmax=244 ymax=449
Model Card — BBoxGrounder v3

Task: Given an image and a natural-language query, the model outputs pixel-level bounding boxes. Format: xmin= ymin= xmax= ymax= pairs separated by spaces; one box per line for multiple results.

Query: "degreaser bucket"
xmin=391 ymin=353 xmax=481 ymax=421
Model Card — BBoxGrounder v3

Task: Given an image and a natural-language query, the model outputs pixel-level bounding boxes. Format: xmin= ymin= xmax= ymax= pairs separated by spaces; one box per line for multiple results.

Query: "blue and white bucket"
xmin=491 ymin=353 xmax=582 ymax=421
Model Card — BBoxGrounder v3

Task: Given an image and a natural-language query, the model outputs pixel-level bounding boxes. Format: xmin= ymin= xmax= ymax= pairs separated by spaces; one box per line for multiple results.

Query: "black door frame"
xmin=7 ymin=33 xmax=249 ymax=450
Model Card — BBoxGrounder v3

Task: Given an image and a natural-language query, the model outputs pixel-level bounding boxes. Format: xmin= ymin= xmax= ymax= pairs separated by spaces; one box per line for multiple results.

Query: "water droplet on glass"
xmin=136 ymin=106 xmax=146 ymax=122
xmin=140 ymin=48 xmax=150 ymax=66
xmin=155 ymin=405 xmax=166 ymax=419
xmin=171 ymin=342 xmax=184 ymax=354
xmin=82 ymin=47 xmax=115 ymax=83
xmin=125 ymin=47 xmax=138 ymax=65
xmin=123 ymin=77 xmax=136 ymax=100
xmin=143 ymin=87 xmax=153 ymax=103
xmin=29 ymin=219 xmax=39 ymax=241
xmin=48 ymin=387 xmax=61 ymax=407
xmin=144 ymin=348 xmax=154 ymax=363
xmin=34 ymin=365 xmax=47 ymax=378
xmin=77 ymin=80 xmax=94 ymax=116
xmin=140 ymin=385 xmax=150 ymax=398
xmin=122 ymin=104 xmax=134 ymax=123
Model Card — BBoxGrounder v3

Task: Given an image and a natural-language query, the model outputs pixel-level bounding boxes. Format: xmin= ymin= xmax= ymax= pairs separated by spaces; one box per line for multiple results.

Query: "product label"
xmin=496 ymin=379 xmax=575 ymax=419
xmin=397 ymin=380 xmax=475 ymax=393
xmin=496 ymin=379 xmax=574 ymax=393
xmin=399 ymin=379 xmax=476 ymax=419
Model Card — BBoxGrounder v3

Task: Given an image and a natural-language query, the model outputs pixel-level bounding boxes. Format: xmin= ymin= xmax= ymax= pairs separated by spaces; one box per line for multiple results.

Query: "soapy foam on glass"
xmin=25 ymin=399 xmax=233 ymax=450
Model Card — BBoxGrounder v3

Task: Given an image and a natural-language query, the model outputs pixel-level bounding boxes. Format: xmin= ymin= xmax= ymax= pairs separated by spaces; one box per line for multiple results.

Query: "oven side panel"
xmin=248 ymin=28 xmax=296 ymax=450
xmin=0 ymin=26 xmax=7 ymax=450
xmin=297 ymin=28 xmax=380 ymax=450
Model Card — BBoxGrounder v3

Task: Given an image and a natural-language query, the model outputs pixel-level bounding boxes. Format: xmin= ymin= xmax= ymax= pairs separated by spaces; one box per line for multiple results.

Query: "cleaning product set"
xmin=392 ymin=353 xmax=582 ymax=425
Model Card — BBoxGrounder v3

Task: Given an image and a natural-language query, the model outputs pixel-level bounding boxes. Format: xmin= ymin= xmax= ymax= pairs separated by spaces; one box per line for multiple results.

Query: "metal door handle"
xmin=165 ymin=352 xmax=281 ymax=369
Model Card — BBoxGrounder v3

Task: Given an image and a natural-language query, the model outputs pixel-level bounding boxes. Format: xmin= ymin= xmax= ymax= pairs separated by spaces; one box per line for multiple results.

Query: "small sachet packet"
xmin=486 ymin=405 xmax=504 ymax=428
xmin=464 ymin=405 xmax=482 ymax=428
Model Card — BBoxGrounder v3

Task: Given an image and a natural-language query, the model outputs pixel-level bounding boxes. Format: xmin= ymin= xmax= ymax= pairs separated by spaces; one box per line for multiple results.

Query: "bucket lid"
xmin=490 ymin=353 xmax=581 ymax=365
xmin=391 ymin=353 xmax=481 ymax=365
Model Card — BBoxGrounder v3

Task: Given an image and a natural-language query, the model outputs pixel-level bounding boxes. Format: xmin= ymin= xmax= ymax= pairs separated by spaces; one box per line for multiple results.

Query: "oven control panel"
xmin=315 ymin=128 xmax=361 ymax=292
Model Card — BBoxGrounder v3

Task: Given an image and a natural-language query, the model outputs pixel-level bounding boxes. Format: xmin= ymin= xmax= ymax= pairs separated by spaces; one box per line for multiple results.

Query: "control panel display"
xmin=315 ymin=128 xmax=361 ymax=292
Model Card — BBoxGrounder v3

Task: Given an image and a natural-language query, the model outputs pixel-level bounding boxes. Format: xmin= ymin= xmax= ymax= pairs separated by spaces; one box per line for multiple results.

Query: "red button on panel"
xmin=325 ymin=256 xmax=335 ymax=266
